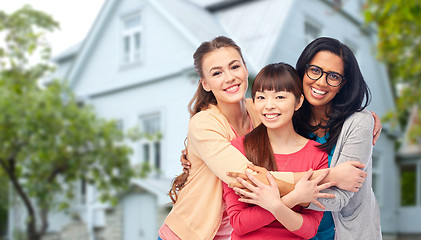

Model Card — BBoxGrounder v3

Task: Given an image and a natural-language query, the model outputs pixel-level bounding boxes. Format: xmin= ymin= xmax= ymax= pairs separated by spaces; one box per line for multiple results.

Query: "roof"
xmin=65 ymin=0 xmax=228 ymax=88
xmin=212 ymin=0 xmax=295 ymax=73
xmin=51 ymin=42 xmax=81 ymax=63
xmin=155 ymin=0 xmax=225 ymax=44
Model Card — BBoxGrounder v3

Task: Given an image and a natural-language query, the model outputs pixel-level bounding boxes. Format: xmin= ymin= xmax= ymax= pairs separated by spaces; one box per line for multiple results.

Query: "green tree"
xmin=365 ymin=1 xmax=421 ymax=142
xmin=0 ymin=173 xmax=7 ymax=238
xmin=0 ymin=6 xmax=136 ymax=240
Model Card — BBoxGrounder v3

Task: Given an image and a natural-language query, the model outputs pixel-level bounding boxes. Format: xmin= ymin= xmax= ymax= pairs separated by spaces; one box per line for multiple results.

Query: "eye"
xmin=328 ymin=73 xmax=340 ymax=81
xmin=310 ymin=67 xmax=321 ymax=74
xmin=256 ymin=95 xmax=265 ymax=100
xmin=231 ymin=65 xmax=240 ymax=70
xmin=276 ymin=95 xmax=285 ymax=99
xmin=212 ymin=71 xmax=222 ymax=77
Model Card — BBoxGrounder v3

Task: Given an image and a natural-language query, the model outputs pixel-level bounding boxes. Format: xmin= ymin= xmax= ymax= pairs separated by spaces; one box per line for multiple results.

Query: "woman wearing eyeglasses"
xmin=232 ymin=37 xmax=382 ymax=240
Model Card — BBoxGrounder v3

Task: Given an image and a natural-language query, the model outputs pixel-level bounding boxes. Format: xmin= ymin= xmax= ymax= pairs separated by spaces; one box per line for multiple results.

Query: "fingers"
xmin=245 ymin=171 xmax=265 ymax=188
xmin=349 ymin=161 xmax=366 ymax=170
xmin=312 ymin=169 xmax=329 ymax=185
xmin=371 ymin=111 xmax=383 ymax=145
xmin=373 ymin=129 xmax=381 ymax=145
xmin=180 ymin=150 xmax=191 ymax=171
xmin=313 ymin=200 xmax=326 ymax=210
xmin=266 ymin=172 xmax=278 ymax=187
xmin=247 ymin=163 xmax=266 ymax=173
xmin=318 ymin=193 xmax=335 ymax=199
xmin=229 ymin=181 xmax=245 ymax=189
xmin=317 ymin=181 xmax=335 ymax=191
xmin=238 ymin=197 xmax=256 ymax=204
xmin=233 ymin=187 xmax=253 ymax=198
xmin=300 ymin=169 xmax=314 ymax=181
xmin=236 ymin=176 xmax=257 ymax=192
xmin=227 ymin=172 xmax=247 ymax=179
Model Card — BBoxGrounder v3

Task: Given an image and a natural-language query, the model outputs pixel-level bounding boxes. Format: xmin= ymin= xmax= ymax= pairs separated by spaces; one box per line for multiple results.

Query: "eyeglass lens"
xmin=306 ymin=65 xmax=343 ymax=86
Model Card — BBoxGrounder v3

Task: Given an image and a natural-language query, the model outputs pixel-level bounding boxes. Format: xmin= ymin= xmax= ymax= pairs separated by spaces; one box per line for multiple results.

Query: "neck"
xmin=310 ymin=104 xmax=331 ymax=137
xmin=217 ymin=99 xmax=250 ymax=137
xmin=266 ymin=123 xmax=307 ymax=154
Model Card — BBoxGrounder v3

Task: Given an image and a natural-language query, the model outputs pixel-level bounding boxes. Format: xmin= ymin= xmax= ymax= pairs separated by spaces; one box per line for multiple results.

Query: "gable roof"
xmin=64 ymin=0 xmax=226 ymax=88
xmin=211 ymin=0 xmax=295 ymax=72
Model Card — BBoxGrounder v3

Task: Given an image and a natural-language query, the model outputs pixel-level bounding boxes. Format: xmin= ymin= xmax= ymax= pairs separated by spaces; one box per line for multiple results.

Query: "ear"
xmin=295 ymin=94 xmax=304 ymax=111
xmin=201 ymin=78 xmax=211 ymax=92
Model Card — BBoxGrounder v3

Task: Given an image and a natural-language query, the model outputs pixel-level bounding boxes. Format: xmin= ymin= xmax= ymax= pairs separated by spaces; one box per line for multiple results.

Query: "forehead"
xmin=310 ymin=51 xmax=344 ymax=73
xmin=202 ymin=47 xmax=242 ymax=70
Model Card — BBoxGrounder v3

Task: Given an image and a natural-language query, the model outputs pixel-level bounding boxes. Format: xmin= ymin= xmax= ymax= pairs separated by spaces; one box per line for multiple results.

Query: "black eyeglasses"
xmin=305 ymin=64 xmax=345 ymax=87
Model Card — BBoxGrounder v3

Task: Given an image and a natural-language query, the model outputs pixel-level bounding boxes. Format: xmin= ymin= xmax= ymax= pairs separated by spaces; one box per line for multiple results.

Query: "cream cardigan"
xmin=164 ymin=101 xmax=293 ymax=240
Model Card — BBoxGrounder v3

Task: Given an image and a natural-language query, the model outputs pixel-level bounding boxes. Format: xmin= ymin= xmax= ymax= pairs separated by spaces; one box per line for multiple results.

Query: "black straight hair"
xmin=294 ymin=37 xmax=371 ymax=153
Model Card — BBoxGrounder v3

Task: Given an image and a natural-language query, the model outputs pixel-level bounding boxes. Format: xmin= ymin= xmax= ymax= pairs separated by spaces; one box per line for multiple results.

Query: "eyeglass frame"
xmin=305 ymin=64 xmax=345 ymax=87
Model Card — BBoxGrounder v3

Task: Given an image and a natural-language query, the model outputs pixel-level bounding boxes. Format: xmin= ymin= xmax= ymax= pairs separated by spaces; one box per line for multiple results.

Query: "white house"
xmin=9 ymin=0 xmax=418 ymax=239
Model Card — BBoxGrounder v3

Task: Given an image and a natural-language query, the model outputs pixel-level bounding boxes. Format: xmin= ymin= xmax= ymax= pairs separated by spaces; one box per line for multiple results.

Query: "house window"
xmin=304 ymin=20 xmax=321 ymax=44
xmin=121 ymin=12 xmax=142 ymax=65
xmin=400 ymin=164 xmax=417 ymax=206
xmin=140 ymin=113 xmax=161 ymax=170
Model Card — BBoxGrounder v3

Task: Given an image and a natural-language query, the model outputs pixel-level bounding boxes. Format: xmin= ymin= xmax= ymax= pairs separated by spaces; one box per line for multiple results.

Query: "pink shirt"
xmin=223 ymin=137 xmax=328 ymax=240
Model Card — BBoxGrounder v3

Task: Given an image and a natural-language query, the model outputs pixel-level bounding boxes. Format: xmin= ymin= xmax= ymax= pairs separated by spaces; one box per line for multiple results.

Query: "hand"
xmin=234 ymin=172 xmax=283 ymax=213
xmin=331 ymin=161 xmax=367 ymax=192
xmin=227 ymin=163 xmax=270 ymax=189
xmin=371 ymin=111 xmax=382 ymax=145
xmin=180 ymin=149 xmax=191 ymax=173
xmin=286 ymin=169 xmax=335 ymax=209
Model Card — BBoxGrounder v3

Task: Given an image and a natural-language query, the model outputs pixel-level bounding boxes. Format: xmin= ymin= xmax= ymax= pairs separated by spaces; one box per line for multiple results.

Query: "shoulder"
xmin=344 ymin=109 xmax=374 ymax=129
xmin=306 ymin=140 xmax=326 ymax=155
xmin=189 ymin=105 xmax=226 ymax=128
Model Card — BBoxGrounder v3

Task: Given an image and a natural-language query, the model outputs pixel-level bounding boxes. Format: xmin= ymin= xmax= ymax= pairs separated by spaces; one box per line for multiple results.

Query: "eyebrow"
xmin=311 ymin=64 xmax=343 ymax=75
xmin=208 ymin=60 xmax=241 ymax=73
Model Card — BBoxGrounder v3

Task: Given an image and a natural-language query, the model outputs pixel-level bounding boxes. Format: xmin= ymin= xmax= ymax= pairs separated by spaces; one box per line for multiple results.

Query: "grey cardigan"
xmin=308 ymin=110 xmax=382 ymax=240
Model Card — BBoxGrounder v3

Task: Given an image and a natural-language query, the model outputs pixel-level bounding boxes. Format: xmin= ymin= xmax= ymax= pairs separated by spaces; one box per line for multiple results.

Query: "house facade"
xmin=8 ymin=0 xmax=418 ymax=239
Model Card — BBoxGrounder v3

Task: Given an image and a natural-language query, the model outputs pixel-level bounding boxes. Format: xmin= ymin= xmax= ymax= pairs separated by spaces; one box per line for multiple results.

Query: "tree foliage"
xmin=0 ymin=5 xmax=136 ymax=240
xmin=365 ymin=0 xmax=421 ymax=142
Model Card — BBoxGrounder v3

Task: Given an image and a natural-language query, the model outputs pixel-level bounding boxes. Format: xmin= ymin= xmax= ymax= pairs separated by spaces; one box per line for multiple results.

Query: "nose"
xmin=225 ymin=70 xmax=235 ymax=82
xmin=315 ymin=73 xmax=328 ymax=87
xmin=265 ymin=98 xmax=275 ymax=110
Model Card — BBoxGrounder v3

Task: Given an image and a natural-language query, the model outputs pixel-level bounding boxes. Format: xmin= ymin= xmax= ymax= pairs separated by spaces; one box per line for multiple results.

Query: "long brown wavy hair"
xmin=243 ymin=63 xmax=303 ymax=170
xmin=169 ymin=36 xmax=246 ymax=203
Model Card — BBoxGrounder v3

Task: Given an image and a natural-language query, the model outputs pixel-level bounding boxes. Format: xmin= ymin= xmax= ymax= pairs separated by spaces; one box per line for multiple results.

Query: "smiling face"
xmin=303 ymin=51 xmax=345 ymax=114
xmin=200 ymin=47 xmax=249 ymax=105
xmin=254 ymin=90 xmax=303 ymax=131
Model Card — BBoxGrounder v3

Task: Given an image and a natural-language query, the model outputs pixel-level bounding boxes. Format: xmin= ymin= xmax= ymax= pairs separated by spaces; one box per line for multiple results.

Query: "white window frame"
xmin=120 ymin=12 xmax=142 ymax=66
xmin=399 ymin=160 xmax=421 ymax=207
xmin=139 ymin=113 xmax=162 ymax=171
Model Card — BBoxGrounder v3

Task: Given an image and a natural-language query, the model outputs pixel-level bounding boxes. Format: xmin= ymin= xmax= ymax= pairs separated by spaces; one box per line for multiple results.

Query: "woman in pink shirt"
xmin=159 ymin=36 xmax=334 ymax=240
xmin=223 ymin=62 xmax=328 ymax=239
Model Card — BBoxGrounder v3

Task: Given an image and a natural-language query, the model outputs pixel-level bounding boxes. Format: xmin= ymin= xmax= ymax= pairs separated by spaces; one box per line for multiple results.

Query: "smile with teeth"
xmin=224 ymin=84 xmax=240 ymax=92
xmin=264 ymin=113 xmax=280 ymax=119
xmin=311 ymin=87 xmax=327 ymax=95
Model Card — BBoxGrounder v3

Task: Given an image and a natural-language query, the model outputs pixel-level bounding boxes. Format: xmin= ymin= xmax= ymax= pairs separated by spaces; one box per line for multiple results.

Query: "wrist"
xmin=282 ymin=191 xmax=299 ymax=208
xmin=325 ymin=167 xmax=335 ymax=183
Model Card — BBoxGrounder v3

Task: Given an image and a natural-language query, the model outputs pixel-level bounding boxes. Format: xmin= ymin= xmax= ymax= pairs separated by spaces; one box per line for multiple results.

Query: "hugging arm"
xmin=307 ymin=112 xmax=375 ymax=211
xmin=188 ymin=112 xmax=294 ymax=187
xmin=229 ymin=171 xmax=326 ymax=238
